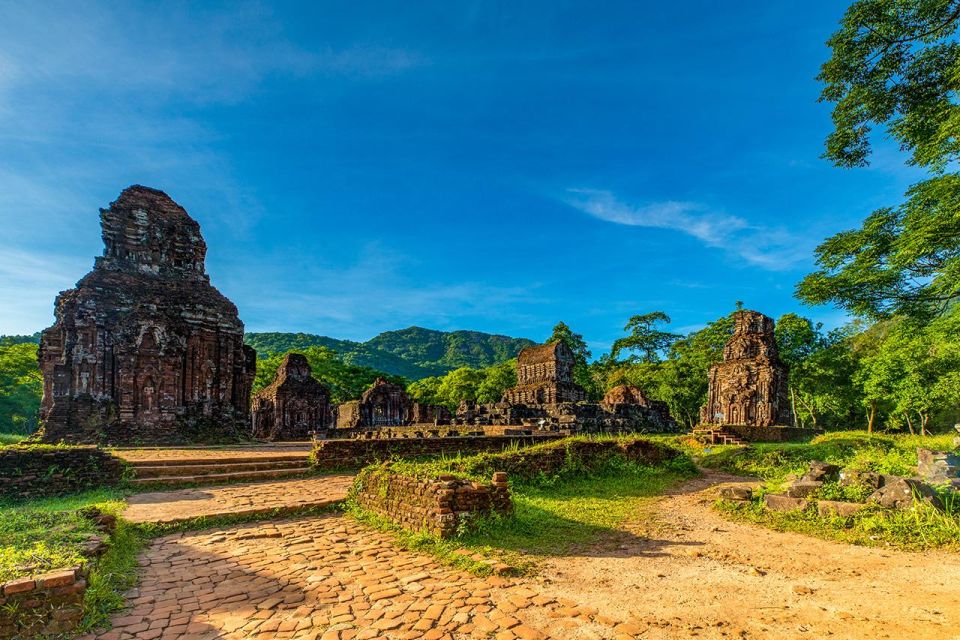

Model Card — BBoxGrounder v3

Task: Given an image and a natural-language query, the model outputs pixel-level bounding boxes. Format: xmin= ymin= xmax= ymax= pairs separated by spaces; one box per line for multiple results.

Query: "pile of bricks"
xmin=0 ymin=567 xmax=87 ymax=639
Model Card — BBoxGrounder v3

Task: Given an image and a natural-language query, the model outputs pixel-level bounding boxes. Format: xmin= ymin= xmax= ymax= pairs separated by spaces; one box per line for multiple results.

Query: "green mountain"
xmin=245 ymin=327 xmax=535 ymax=380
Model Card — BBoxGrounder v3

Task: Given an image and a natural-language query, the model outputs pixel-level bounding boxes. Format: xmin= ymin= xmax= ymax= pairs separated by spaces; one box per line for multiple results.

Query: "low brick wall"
xmin=0 ymin=446 xmax=125 ymax=500
xmin=447 ymin=437 xmax=682 ymax=481
xmin=330 ymin=424 xmax=551 ymax=439
xmin=353 ymin=467 xmax=512 ymax=538
xmin=717 ymin=425 xmax=822 ymax=443
xmin=0 ymin=567 xmax=87 ymax=639
xmin=312 ymin=435 xmax=563 ymax=471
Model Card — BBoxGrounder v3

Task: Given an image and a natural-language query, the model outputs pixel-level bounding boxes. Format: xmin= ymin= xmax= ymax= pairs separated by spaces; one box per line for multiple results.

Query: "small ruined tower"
xmin=699 ymin=310 xmax=792 ymax=427
xmin=251 ymin=353 xmax=332 ymax=441
xmin=38 ymin=185 xmax=256 ymax=444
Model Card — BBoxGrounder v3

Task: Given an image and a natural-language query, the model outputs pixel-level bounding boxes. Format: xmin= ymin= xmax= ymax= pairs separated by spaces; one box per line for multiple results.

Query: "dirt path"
xmin=535 ymin=470 xmax=960 ymax=640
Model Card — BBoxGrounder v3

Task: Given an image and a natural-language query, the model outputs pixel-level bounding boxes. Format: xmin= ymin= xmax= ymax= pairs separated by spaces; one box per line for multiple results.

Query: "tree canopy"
xmin=798 ymin=0 xmax=960 ymax=320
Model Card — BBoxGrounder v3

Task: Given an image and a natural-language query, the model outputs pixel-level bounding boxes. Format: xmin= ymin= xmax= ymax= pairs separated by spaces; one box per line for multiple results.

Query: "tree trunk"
xmin=918 ymin=411 xmax=929 ymax=436
xmin=905 ymin=413 xmax=915 ymax=436
xmin=791 ymin=388 xmax=798 ymax=427
xmin=867 ymin=400 xmax=876 ymax=434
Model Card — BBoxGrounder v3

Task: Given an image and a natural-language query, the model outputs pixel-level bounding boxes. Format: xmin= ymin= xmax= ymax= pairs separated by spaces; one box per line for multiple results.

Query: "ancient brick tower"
xmin=699 ymin=310 xmax=791 ymax=427
xmin=38 ymin=185 xmax=257 ymax=444
xmin=251 ymin=353 xmax=332 ymax=441
xmin=502 ymin=341 xmax=586 ymax=405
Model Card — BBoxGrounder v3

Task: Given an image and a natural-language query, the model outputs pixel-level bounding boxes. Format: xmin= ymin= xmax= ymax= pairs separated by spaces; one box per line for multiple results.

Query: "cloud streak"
xmin=565 ymin=189 xmax=808 ymax=270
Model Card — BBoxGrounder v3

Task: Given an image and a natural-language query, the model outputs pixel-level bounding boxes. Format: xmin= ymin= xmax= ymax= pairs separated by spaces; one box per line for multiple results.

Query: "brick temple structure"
xmin=602 ymin=385 xmax=674 ymax=426
xmin=502 ymin=342 xmax=587 ymax=405
xmin=251 ymin=353 xmax=332 ymax=441
xmin=37 ymin=185 xmax=256 ymax=445
xmin=336 ymin=378 xmax=413 ymax=428
xmin=455 ymin=341 xmax=679 ymax=433
xmin=699 ymin=310 xmax=792 ymax=427
xmin=336 ymin=378 xmax=451 ymax=429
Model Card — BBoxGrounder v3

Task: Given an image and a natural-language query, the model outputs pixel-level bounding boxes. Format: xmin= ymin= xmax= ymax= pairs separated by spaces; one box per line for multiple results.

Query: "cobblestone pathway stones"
xmin=124 ymin=476 xmax=355 ymax=525
xmin=82 ymin=514 xmax=637 ymax=640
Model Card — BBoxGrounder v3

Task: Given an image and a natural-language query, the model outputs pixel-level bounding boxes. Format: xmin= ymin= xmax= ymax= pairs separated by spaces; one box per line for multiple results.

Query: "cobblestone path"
xmin=82 ymin=514 xmax=638 ymax=640
xmin=112 ymin=444 xmax=312 ymax=463
xmin=124 ymin=476 xmax=355 ymax=525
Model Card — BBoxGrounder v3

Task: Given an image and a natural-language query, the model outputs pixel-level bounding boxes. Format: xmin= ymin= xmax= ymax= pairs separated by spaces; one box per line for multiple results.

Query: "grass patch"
xmin=717 ymin=490 xmax=960 ymax=552
xmin=0 ymin=433 xmax=26 ymax=446
xmin=0 ymin=490 xmax=127 ymax=583
xmin=694 ymin=430 xmax=955 ymax=484
xmin=691 ymin=430 xmax=960 ymax=551
xmin=347 ymin=440 xmax=698 ymax=575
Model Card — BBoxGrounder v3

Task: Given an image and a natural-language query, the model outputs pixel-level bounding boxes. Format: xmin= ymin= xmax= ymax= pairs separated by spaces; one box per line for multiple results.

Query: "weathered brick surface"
xmin=80 ymin=515 xmax=632 ymax=640
xmin=353 ymin=467 xmax=512 ymax=538
xmin=0 ymin=567 xmax=85 ymax=639
xmin=37 ymin=185 xmax=256 ymax=446
xmin=0 ymin=446 xmax=123 ymax=500
xmin=311 ymin=435 xmax=563 ymax=471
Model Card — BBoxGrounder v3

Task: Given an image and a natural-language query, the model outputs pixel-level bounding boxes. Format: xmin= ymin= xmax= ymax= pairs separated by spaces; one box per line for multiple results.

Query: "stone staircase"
xmin=692 ymin=427 xmax=747 ymax=446
xmin=126 ymin=454 xmax=313 ymax=487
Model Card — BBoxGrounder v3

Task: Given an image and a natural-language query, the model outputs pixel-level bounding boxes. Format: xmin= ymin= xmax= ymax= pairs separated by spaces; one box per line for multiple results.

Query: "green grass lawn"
xmin=0 ymin=488 xmax=144 ymax=633
xmin=350 ymin=452 xmax=698 ymax=574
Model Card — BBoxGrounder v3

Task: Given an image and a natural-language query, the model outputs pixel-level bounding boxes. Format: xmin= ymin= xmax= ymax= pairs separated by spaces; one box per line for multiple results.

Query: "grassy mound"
xmin=347 ymin=435 xmax=698 ymax=574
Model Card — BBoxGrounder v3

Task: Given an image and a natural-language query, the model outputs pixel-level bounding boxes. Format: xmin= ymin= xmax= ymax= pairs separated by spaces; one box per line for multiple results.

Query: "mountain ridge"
xmin=244 ymin=326 xmax=535 ymax=380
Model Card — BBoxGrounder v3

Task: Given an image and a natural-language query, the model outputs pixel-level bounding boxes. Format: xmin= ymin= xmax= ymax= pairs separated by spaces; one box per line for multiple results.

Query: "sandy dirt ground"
xmin=531 ymin=470 xmax=960 ymax=640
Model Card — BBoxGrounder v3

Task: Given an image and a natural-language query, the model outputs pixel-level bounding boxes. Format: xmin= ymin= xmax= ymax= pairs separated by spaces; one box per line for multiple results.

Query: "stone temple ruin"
xmin=700 ymin=309 xmax=792 ymax=427
xmin=37 ymin=186 xmax=256 ymax=445
xmin=453 ymin=341 xmax=678 ymax=433
xmin=251 ymin=353 xmax=332 ymax=441
xmin=335 ymin=378 xmax=451 ymax=430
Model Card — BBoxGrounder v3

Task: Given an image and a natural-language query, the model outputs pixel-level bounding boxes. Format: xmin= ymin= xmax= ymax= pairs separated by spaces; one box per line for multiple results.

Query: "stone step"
xmin=124 ymin=454 xmax=310 ymax=467
xmin=129 ymin=467 xmax=312 ymax=487
xmin=132 ymin=460 xmax=310 ymax=479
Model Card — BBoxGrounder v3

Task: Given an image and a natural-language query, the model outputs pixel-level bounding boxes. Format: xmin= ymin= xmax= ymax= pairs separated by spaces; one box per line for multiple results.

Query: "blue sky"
xmin=0 ymin=1 xmax=924 ymax=353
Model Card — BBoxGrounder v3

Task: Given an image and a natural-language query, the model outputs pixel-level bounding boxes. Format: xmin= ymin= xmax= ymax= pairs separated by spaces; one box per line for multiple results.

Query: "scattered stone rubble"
xmin=721 ymin=457 xmax=952 ymax=515
xmin=37 ymin=186 xmax=256 ymax=445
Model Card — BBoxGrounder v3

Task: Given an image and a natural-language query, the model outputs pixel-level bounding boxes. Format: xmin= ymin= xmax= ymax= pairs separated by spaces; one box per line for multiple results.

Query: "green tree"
xmin=610 ymin=311 xmax=680 ymax=363
xmin=252 ymin=346 xmax=405 ymax=404
xmin=547 ymin=321 xmax=600 ymax=399
xmin=477 ymin=360 xmax=517 ymax=404
xmin=0 ymin=343 xmax=42 ymax=436
xmin=437 ymin=367 xmax=486 ymax=407
xmin=798 ymin=0 xmax=960 ymax=320
xmin=655 ymin=311 xmax=736 ymax=428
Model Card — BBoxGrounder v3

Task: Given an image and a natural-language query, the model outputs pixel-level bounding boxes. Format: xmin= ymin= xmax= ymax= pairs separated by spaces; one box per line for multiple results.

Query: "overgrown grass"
xmin=692 ymin=430 xmax=960 ymax=551
xmin=694 ymin=430 xmax=955 ymax=485
xmin=347 ymin=440 xmax=698 ymax=574
xmin=718 ymin=492 xmax=960 ymax=551
xmin=0 ymin=433 xmax=26 ymax=445
xmin=0 ymin=489 xmax=127 ymax=583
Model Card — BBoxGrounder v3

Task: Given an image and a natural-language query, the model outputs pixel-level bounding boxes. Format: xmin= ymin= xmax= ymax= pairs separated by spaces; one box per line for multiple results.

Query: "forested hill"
xmin=244 ymin=327 xmax=535 ymax=380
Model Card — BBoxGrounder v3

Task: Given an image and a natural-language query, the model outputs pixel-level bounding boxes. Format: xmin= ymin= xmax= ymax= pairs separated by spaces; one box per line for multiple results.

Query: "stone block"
xmin=868 ymin=478 xmax=944 ymax=511
xmin=816 ymin=500 xmax=864 ymax=518
xmin=717 ymin=485 xmax=753 ymax=501
xmin=763 ymin=494 xmax=808 ymax=512
xmin=838 ymin=469 xmax=883 ymax=491
xmin=786 ymin=481 xmax=822 ymax=498
xmin=2 ymin=578 xmax=35 ymax=595
xmin=917 ymin=448 xmax=960 ymax=485
xmin=801 ymin=461 xmax=840 ymax=483
xmin=37 ymin=569 xmax=76 ymax=589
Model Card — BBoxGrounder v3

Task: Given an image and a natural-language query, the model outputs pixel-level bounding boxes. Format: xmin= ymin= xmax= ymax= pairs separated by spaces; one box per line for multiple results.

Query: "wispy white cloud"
xmin=0 ymin=246 xmax=91 ymax=334
xmin=565 ymin=188 xmax=809 ymax=270
xmin=220 ymin=244 xmax=539 ymax=340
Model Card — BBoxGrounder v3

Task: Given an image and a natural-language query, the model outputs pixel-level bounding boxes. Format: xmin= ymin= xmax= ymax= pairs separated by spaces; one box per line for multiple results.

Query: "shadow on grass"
xmin=458 ymin=469 xmax=705 ymax=559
